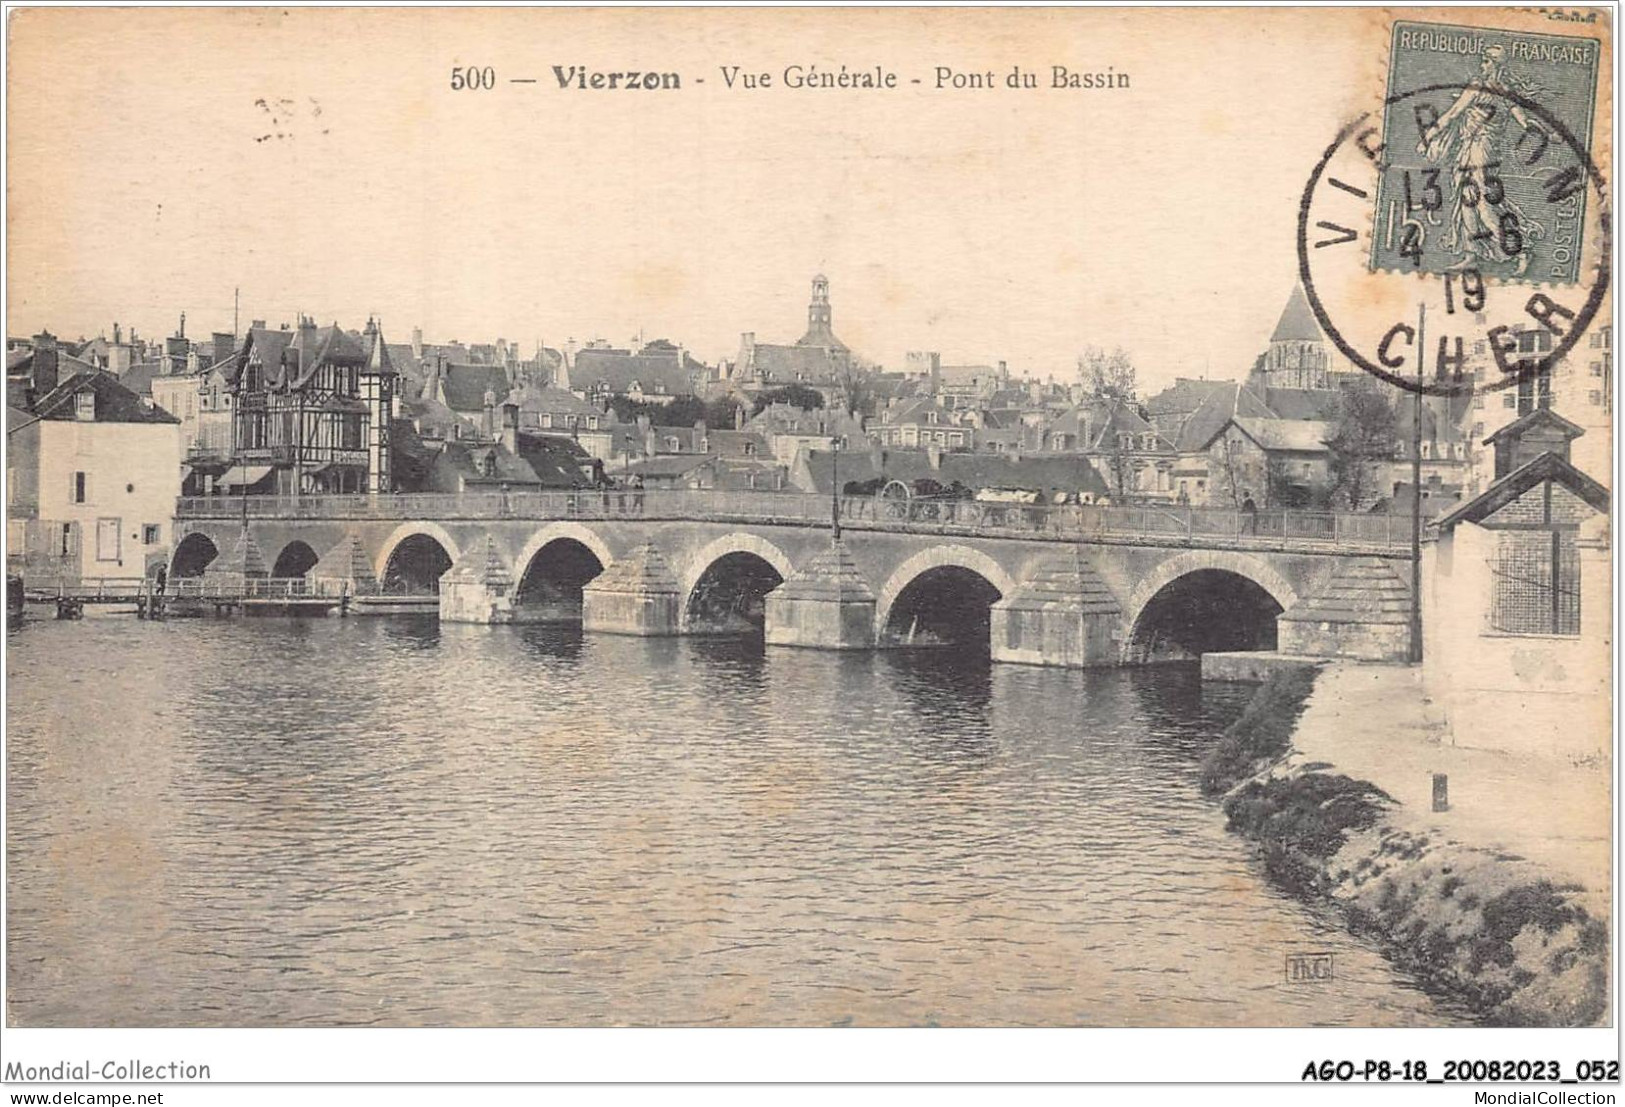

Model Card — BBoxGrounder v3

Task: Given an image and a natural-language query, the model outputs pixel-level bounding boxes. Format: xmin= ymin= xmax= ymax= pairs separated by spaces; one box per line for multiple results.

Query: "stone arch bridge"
xmin=171 ymin=490 xmax=1416 ymax=666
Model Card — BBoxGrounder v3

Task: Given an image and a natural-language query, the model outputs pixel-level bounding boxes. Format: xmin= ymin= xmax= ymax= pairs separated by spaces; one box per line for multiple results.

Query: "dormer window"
xmin=74 ymin=390 xmax=95 ymax=421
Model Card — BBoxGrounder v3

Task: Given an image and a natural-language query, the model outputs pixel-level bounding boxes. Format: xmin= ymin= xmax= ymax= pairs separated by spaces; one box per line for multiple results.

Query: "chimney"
xmin=425 ymin=354 xmax=446 ymax=405
xmin=695 ymin=419 xmax=708 ymax=454
xmin=501 ymin=400 xmax=520 ymax=455
xmin=212 ymin=331 xmax=235 ymax=366
xmin=411 ymin=327 xmax=423 ymax=360
xmin=734 ymin=402 xmax=745 ymax=430
xmin=112 ymin=322 xmax=122 ymax=345
xmin=31 ymin=331 xmax=59 ymax=396
xmin=482 ymin=389 xmax=497 ymax=438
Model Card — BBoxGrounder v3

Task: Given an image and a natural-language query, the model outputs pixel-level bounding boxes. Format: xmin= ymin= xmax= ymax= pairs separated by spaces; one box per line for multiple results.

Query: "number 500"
xmin=450 ymin=66 xmax=496 ymax=90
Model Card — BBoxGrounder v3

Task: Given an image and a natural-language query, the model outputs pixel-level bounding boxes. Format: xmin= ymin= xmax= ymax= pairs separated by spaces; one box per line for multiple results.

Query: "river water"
xmin=5 ymin=614 xmax=1462 ymax=1027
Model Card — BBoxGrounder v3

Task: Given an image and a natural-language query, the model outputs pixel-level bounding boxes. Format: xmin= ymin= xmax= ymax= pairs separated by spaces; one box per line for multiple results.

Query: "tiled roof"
xmin=513 ymin=384 xmax=600 ymax=417
xmin=116 ymin=361 xmax=165 ymax=397
xmin=1271 ymin=281 xmax=1324 ymax=343
xmin=708 ymin=430 xmax=771 ymax=459
xmin=31 ymin=368 xmax=180 ymax=424
xmin=1261 ymin=387 xmax=1343 ymax=422
xmin=1433 ymin=451 xmax=1609 ymax=532
xmin=1232 ymin=418 xmax=1333 ymax=453
xmin=1145 ymin=377 xmax=1233 ymax=416
xmin=625 ymin=453 xmax=714 ymax=478
xmin=439 ymin=362 xmax=513 ymax=413
xmin=747 ymin=343 xmax=837 ymax=382
xmin=572 ymin=349 xmax=704 ymax=396
xmin=513 ymin=432 xmax=592 ymax=489
xmin=1172 ymin=382 xmax=1275 ymax=452
xmin=428 ymin=438 xmax=542 ymax=489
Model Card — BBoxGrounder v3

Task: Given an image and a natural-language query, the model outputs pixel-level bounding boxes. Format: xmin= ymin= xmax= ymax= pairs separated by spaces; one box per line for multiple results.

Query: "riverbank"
xmin=1205 ymin=662 xmax=1611 ymax=1026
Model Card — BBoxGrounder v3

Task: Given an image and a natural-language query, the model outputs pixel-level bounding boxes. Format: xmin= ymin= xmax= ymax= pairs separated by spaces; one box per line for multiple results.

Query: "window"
xmin=1503 ymin=394 xmax=1516 ymax=409
xmin=59 ymin=523 xmax=72 ymax=557
xmin=1591 ymin=361 xmax=1603 ymax=376
xmin=95 ymin=518 xmax=121 ymax=562
xmin=1490 ymin=530 xmax=1579 ymax=636
xmin=1472 ymin=422 xmax=1484 ymax=439
xmin=1472 ymin=394 xmax=1484 ymax=409
xmin=1590 ymin=390 xmax=1602 ymax=406
xmin=1420 ymin=441 xmax=1432 ymax=459
xmin=142 ymin=524 xmax=161 ymax=545
xmin=74 ymin=391 xmax=95 ymax=420
xmin=72 ymin=471 xmax=87 ymax=503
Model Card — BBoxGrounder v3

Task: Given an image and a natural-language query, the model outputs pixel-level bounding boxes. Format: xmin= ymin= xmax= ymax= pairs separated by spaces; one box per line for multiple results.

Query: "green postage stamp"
xmin=1370 ymin=20 xmax=1602 ymax=283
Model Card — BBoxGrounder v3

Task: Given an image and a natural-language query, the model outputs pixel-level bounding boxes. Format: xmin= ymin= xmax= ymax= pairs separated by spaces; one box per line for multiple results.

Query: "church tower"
xmin=797 ymin=273 xmax=848 ymax=353
xmin=809 ymin=274 xmax=832 ymax=334
xmin=1264 ymin=281 xmax=1330 ymax=389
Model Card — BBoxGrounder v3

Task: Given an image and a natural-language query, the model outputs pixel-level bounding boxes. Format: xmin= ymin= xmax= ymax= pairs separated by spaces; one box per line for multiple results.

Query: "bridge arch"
xmin=271 ymin=540 xmax=320 ymax=579
xmin=1123 ymin=550 xmax=1300 ymax=662
xmin=377 ymin=523 xmax=461 ymax=594
xmin=514 ymin=522 xmax=615 ymax=581
xmin=679 ymin=532 xmax=795 ymax=634
xmin=875 ymin=545 xmax=1017 ymax=648
xmin=513 ymin=523 xmax=615 ymax=622
xmin=170 ymin=531 xmax=220 ymax=578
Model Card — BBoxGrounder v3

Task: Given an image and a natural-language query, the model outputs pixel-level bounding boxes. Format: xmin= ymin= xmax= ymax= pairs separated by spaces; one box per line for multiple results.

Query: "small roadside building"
xmin=1421 ymin=409 xmax=1610 ymax=760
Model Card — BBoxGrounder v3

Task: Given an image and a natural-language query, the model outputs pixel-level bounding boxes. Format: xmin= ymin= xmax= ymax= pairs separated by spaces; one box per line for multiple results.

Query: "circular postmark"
xmin=1298 ymin=81 xmax=1610 ymax=398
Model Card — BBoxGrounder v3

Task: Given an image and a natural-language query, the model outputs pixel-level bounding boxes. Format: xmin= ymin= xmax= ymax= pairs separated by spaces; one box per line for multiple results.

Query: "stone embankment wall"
xmin=1204 ymin=667 xmax=1609 ymax=1026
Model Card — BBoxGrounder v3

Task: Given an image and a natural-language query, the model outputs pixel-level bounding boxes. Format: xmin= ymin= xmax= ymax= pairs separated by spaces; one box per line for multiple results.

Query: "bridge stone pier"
xmin=171 ymin=492 xmax=1418 ymax=666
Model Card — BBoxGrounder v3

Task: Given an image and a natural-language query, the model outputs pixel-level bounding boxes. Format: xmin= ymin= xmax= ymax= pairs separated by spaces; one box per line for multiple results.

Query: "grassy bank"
xmin=1205 ymin=668 xmax=1609 ymax=1026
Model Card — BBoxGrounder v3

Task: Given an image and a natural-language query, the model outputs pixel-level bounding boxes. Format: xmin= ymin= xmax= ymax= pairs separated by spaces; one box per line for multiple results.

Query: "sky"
xmin=3 ymin=7 xmax=1532 ymax=392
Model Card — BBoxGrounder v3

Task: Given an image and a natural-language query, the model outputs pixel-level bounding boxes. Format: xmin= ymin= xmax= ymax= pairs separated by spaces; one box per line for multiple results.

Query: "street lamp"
xmin=831 ymin=436 xmax=841 ymax=542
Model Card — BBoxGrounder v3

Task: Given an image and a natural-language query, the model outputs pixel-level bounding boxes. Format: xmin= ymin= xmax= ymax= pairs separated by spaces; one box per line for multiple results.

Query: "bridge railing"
xmin=174 ymin=491 xmax=1415 ymax=551
xmin=166 ymin=576 xmax=355 ymax=600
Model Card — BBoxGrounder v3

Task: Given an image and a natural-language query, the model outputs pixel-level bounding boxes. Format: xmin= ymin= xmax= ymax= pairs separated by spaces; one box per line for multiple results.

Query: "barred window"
xmin=1489 ymin=530 xmax=1579 ymax=636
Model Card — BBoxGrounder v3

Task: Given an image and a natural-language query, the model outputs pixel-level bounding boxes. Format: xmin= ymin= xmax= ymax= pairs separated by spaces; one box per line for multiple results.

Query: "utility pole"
xmin=233 ymin=287 xmax=240 ymax=338
xmin=1409 ymin=302 xmax=1424 ymax=663
xmin=831 ymin=437 xmax=841 ymax=542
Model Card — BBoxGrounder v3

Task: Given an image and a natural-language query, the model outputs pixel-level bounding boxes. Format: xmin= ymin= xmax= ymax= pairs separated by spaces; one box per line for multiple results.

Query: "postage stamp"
xmin=1369 ymin=20 xmax=1603 ymax=283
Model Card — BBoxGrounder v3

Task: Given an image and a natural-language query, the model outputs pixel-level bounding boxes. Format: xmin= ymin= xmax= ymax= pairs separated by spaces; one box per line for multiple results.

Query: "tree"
xmin=1325 ymin=381 xmax=1398 ymax=510
xmin=831 ymin=360 xmax=877 ymax=419
xmin=1077 ymin=346 xmax=1137 ymax=406
xmin=751 ymin=384 xmax=825 ymax=415
xmin=1078 ymin=346 xmax=1140 ymax=503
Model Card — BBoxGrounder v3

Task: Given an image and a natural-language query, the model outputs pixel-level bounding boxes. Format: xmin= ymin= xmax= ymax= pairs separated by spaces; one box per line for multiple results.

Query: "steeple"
xmin=1264 ymin=281 xmax=1330 ymax=389
xmin=797 ymin=273 xmax=847 ymax=352
xmin=809 ymin=273 xmax=831 ymax=332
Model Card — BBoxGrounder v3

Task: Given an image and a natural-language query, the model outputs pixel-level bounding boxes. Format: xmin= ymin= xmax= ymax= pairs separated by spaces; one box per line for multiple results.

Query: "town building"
xmin=565 ymin=338 xmax=708 ymax=406
xmin=727 ymin=275 xmax=858 ymax=400
xmin=217 ymin=317 xmax=397 ymax=495
xmin=7 ymin=364 xmax=182 ymax=584
xmin=870 ymin=395 xmax=979 ymax=451
xmin=744 ymin=401 xmax=866 ymax=466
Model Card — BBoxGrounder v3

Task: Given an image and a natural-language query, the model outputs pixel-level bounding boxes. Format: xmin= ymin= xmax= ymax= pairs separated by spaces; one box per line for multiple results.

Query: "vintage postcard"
xmin=2 ymin=3 xmax=1616 ymax=1092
